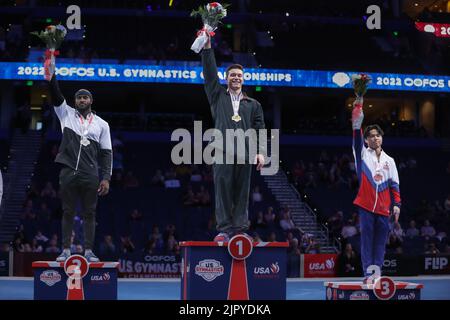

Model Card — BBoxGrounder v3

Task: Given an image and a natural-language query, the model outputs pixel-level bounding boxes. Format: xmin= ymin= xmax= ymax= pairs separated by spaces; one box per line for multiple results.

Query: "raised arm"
xmin=48 ymin=74 xmax=65 ymax=107
xmin=352 ymin=97 xmax=364 ymax=181
xmin=201 ymin=35 xmax=223 ymax=113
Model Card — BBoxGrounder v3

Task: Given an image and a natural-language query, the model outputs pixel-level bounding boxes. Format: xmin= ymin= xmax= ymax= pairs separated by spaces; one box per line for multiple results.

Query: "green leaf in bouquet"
xmin=30 ymin=24 xmax=67 ymax=49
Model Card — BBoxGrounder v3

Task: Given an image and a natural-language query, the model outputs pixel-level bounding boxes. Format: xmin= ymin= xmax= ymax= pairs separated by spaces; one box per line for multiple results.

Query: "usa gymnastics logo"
xmin=40 ymin=270 xmax=62 ymax=286
xmin=195 ymin=259 xmax=224 ymax=282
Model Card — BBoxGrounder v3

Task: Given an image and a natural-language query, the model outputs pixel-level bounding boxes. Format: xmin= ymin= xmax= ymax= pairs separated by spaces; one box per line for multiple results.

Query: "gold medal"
xmin=232 ymin=114 xmax=241 ymax=122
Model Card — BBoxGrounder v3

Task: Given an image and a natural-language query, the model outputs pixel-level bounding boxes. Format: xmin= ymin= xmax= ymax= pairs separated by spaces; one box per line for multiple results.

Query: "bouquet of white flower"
xmin=190 ymin=2 xmax=230 ymax=53
xmin=31 ymin=24 xmax=67 ymax=80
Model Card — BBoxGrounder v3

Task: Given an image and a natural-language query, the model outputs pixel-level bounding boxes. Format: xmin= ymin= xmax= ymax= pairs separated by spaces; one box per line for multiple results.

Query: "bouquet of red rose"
xmin=351 ymin=73 xmax=371 ymax=128
xmin=31 ymin=24 xmax=67 ymax=80
xmin=190 ymin=2 xmax=230 ymax=53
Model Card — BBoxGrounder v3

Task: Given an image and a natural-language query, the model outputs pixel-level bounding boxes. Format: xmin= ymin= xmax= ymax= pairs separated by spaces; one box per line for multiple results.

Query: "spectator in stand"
xmin=165 ymin=235 xmax=178 ymax=254
xmin=99 ymin=235 xmax=116 ymax=256
xmin=279 ymin=210 xmax=296 ymax=231
xmin=328 ymin=210 xmax=344 ymax=239
xmin=196 ymin=185 xmax=211 ymax=206
xmin=405 ymin=220 xmax=420 ymax=238
xmin=45 ymin=239 xmax=60 ymax=253
xmin=149 ymin=225 xmax=164 ymax=252
xmin=23 ymin=243 xmax=32 ymax=252
xmin=304 ymin=237 xmax=321 ymax=254
xmin=30 ymin=238 xmax=43 ymax=253
xmin=288 ymin=237 xmax=302 ymax=256
xmin=286 ymin=231 xmax=296 ymax=243
xmin=252 ymin=211 xmax=266 ymax=229
xmin=13 ymin=238 xmax=25 ymax=252
xmin=287 ymin=237 xmax=301 ymax=277
xmin=341 ymin=219 xmax=358 ymax=240
xmin=163 ymin=224 xmax=179 ymax=243
xmin=350 ymin=212 xmax=360 ymax=232
xmin=74 ymin=244 xmax=84 ymax=254
xmin=338 ymin=243 xmax=361 ymax=277
xmin=386 ymin=233 xmax=402 ymax=253
xmin=279 ymin=208 xmax=302 ymax=238
xmin=391 ymin=222 xmax=405 ymax=241
xmin=34 ymin=230 xmax=49 ymax=246
xmin=263 ymin=207 xmax=276 ymax=228
xmin=120 ymin=236 xmax=135 ymax=254
xmin=421 ymin=220 xmax=436 ymax=238
xmin=425 ymin=243 xmax=440 ymax=254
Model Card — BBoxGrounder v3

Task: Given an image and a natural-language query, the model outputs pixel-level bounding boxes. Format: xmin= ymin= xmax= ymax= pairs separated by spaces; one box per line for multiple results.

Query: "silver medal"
xmin=81 ymin=136 xmax=90 ymax=146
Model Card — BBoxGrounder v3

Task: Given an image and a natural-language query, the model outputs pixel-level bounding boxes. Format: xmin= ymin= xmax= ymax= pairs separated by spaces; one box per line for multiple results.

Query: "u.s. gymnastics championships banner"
xmin=0 ymin=62 xmax=449 ymax=93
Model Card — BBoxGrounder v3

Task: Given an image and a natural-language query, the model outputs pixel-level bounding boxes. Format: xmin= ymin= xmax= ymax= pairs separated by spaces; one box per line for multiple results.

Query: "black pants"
xmin=213 ymin=163 xmax=252 ymax=234
xmin=59 ymin=166 xmax=98 ymax=250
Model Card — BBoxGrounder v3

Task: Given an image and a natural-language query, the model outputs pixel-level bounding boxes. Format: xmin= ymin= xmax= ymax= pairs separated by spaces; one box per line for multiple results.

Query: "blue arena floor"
xmin=0 ymin=276 xmax=449 ymax=300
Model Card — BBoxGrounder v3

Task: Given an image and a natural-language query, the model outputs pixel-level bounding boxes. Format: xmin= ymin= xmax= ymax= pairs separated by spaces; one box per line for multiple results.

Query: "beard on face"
xmin=76 ymin=101 xmax=91 ymax=110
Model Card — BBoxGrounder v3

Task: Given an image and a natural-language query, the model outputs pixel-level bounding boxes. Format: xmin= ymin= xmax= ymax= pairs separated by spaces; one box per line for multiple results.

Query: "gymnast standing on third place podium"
xmin=44 ymin=58 xmax=113 ymax=263
xmin=351 ymin=97 xmax=401 ymax=282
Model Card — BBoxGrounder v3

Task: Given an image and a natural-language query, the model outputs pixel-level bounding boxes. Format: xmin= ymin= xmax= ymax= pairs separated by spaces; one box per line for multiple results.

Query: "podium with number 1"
xmin=180 ymin=235 xmax=289 ymax=300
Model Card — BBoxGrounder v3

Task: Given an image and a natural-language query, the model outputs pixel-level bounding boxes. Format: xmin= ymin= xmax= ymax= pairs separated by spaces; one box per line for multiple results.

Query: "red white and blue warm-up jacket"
xmin=352 ymin=129 xmax=401 ymax=216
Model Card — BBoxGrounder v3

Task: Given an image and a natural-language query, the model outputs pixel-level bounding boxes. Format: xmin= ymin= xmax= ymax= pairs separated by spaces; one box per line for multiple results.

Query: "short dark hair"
xmin=364 ymin=124 xmax=384 ymax=138
xmin=225 ymin=64 xmax=244 ymax=78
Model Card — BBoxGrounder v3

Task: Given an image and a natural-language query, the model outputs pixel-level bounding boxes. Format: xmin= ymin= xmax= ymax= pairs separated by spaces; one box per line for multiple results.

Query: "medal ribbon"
xmin=78 ymin=112 xmax=94 ymax=137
